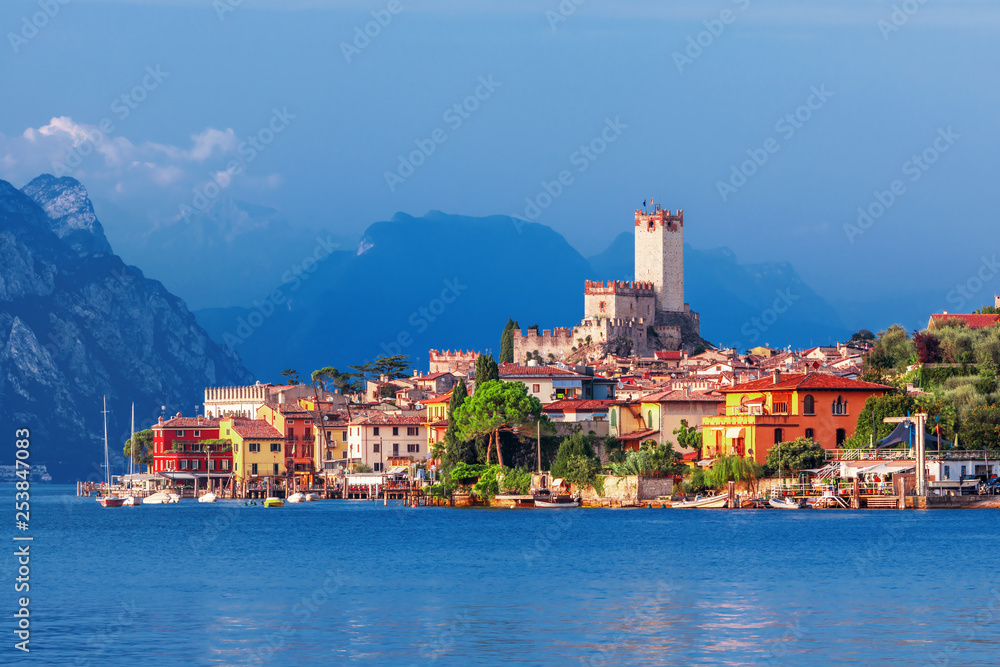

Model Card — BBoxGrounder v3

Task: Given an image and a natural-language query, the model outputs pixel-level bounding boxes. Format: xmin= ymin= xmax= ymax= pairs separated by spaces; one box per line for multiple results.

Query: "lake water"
xmin=3 ymin=484 xmax=999 ymax=666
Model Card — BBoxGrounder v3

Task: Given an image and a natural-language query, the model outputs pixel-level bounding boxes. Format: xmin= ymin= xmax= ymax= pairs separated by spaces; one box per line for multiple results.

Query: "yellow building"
xmin=419 ymin=391 xmax=453 ymax=457
xmin=221 ymin=417 xmax=286 ymax=484
xmin=314 ymin=412 xmax=350 ymax=475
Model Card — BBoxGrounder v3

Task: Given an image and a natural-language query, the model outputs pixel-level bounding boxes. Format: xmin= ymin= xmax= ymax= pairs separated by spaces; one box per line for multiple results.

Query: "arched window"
xmin=805 ymin=428 xmax=814 ymax=440
xmin=647 ymin=410 xmax=653 ymax=429
xmin=836 ymin=428 xmax=846 ymax=445
xmin=833 ymin=396 xmax=848 ymax=415
xmin=774 ymin=428 xmax=783 ymax=445
xmin=803 ymin=394 xmax=815 ymax=415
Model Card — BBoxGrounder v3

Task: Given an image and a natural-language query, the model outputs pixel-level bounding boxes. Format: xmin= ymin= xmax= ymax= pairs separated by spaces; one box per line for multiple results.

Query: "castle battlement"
xmin=635 ymin=207 xmax=683 ymax=232
xmin=517 ymin=327 xmax=574 ymax=339
xmin=584 ymin=280 xmax=655 ymax=296
xmin=428 ymin=349 xmax=479 ymax=374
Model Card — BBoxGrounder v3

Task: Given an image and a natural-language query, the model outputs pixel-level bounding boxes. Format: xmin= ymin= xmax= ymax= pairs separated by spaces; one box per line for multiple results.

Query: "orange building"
xmin=257 ymin=401 xmax=316 ymax=487
xmin=701 ymin=371 xmax=893 ymax=464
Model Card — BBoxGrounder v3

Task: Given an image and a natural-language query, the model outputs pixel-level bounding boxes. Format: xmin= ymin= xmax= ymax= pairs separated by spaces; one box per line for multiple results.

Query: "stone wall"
xmin=634 ymin=208 xmax=685 ymax=313
xmin=638 ymin=476 xmax=674 ymax=500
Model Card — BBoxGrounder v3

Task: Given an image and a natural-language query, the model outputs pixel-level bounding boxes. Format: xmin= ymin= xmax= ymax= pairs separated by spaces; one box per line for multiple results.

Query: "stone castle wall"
xmin=428 ymin=349 xmax=479 ymax=374
xmin=583 ymin=280 xmax=656 ymax=321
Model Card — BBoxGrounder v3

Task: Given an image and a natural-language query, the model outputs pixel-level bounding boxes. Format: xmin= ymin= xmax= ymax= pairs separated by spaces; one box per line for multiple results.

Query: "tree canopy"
xmin=452 ymin=379 xmax=542 ymax=466
xmin=549 ymin=433 xmax=601 ymax=485
xmin=123 ymin=429 xmax=154 ymax=468
xmin=763 ymin=437 xmax=826 ymax=477
xmin=474 ymin=353 xmax=499 ymax=387
xmin=500 ymin=319 xmax=518 ymax=364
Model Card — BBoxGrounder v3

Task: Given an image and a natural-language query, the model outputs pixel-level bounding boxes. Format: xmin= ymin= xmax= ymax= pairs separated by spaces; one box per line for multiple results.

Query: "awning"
xmin=726 ymin=427 xmax=745 ymax=438
xmin=551 ymin=478 xmax=568 ymax=487
xmin=388 ymin=466 xmax=408 ymax=475
xmin=157 ymin=472 xmax=196 ymax=480
xmin=856 ymin=463 xmax=915 ymax=476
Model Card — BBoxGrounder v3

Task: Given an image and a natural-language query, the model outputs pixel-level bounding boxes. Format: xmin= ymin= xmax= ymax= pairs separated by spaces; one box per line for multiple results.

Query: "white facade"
xmin=347 ymin=420 xmax=427 ymax=472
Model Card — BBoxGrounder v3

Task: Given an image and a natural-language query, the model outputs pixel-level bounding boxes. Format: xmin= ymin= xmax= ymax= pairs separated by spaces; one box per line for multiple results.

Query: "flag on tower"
xmin=642 ymin=200 xmax=646 ymax=207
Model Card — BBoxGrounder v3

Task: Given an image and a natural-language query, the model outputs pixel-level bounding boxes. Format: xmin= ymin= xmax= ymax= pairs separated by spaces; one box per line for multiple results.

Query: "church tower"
xmin=634 ymin=207 xmax=685 ymax=313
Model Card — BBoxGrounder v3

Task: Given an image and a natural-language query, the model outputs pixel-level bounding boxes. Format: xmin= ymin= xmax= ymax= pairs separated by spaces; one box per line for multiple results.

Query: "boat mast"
xmin=102 ymin=396 xmax=110 ymax=488
xmin=129 ymin=402 xmax=135 ymax=477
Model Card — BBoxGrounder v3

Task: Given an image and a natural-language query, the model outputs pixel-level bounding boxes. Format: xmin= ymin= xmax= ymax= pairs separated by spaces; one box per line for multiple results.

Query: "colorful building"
xmin=151 ymin=414 xmax=227 ymax=475
xmin=222 ymin=417 xmax=286 ymax=485
xmin=257 ymin=401 xmax=316 ymax=487
xmin=701 ymin=371 xmax=893 ymax=464
xmin=610 ymin=388 xmax=723 ymax=450
xmin=347 ymin=414 xmax=427 ymax=472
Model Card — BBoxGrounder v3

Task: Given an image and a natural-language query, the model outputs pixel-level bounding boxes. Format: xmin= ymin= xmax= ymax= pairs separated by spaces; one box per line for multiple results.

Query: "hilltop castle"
xmin=513 ymin=206 xmax=701 ymax=362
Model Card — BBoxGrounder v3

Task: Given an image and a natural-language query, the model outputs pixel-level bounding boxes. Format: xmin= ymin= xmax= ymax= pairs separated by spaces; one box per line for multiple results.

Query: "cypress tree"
xmin=444 ymin=380 xmax=474 ymax=466
xmin=475 ymin=353 xmax=499 ymax=388
xmin=500 ymin=318 xmax=518 ymax=364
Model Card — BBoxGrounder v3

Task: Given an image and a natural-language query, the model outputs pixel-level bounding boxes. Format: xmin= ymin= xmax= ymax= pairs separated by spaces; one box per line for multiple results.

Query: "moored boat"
xmin=198 ymin=492 xmax=218 ymax=503
xmin=305 ymin=493 xmax=321 ymax=502
xmin=97 ymin=495 xmax=124 ymax=507
xmin=286 ymin=492 xmax=306 ymax=503
xmin=121 ymin=495 xmax=140 ymax=506
xmin=96 ymin=397 xmax=124 ymax=508
xmin=672 ymin=493 xmax=729 ymax=509
xmin=144 ymin=492 xmax=173 ymax=505
xmin=769 ymin=497 xmax=809 ymax=509
xmin=263 ymin=497 xmax=284 ymax=507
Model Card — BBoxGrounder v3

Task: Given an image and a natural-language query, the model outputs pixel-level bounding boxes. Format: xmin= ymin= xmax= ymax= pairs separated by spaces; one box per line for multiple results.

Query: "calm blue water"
xmin=2 ymin=484 xmax=998 ymax=666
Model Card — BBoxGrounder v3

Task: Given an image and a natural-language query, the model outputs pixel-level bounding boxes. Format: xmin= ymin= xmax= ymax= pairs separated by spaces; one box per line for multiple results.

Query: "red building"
xmin=257 ymin=401 xmax=316 ymax=486
xmin=151 ymin=414 xmax=231 ymax=475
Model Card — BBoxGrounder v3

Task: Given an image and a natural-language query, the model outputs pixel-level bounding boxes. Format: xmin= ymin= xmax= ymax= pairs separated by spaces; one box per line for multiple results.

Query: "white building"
xmin=347 ymin=414 xmax=427 ymax=472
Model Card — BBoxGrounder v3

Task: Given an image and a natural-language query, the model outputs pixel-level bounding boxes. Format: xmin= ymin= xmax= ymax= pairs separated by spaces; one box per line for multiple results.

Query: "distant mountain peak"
xmin=21 ymin=174 xmax=113 ymax=257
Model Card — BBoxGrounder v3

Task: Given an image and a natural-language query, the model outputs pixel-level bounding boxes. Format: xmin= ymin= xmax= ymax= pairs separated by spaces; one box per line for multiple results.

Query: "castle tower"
xmin=634 ymin=207 xmax=684 ymax=313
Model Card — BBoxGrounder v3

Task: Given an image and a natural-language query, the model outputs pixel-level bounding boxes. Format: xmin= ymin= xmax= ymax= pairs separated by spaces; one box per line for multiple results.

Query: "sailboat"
xmin=198 ymin=433 xmax=218 ymax=503
xmin=97 ymin=396 xmax=124 ymax=508
xmin=121 ymin=403 xmax=140 ymax=506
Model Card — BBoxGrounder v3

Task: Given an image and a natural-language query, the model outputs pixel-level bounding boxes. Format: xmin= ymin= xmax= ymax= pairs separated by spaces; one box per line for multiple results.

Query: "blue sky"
xmin=2 ymin=0 xmax=998 ymax=331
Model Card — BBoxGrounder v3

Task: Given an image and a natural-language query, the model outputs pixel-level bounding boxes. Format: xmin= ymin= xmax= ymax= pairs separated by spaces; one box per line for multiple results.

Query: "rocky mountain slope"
xmin=0 ymin=177 xmax=253 ymax=481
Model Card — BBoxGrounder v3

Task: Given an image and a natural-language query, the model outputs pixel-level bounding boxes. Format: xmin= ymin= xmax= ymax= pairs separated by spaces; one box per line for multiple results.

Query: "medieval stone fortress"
xmin=513 ymin=206 xmax=702 ymax=363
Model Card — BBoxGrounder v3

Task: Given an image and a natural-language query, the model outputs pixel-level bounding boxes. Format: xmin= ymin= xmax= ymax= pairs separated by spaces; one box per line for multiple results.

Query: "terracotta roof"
xmin=619 ymin=428 xmax=660 ymax=441
xmin=153 ymin=417 xmax=220 ymax=430
xmin=416 ymin=372 xmax=453 ymax=381
xmin=417 ymin=391 xmax=453 ymax=405
xmin=225 ymin=419 xmax=284 ymax=439
xmin=349 ymin=414 xmax=426 ymax=426
xmin=640 ymin=389 xmax=724 ymax=403
xmin=929 ymin=313 xmax=1000 ymax=329
xmin=682 ymin=451 xmax=699 ymax=461
xmin=428 ymin=419 xmax=449 ymax=428
xmin=542 ymin=399 xmax=613 ymax=412
xmin=654 ymin=350 xmax=683 ymax=360
xmin=498 ymin=363 xmax=584 ymax=378
xmin=260 ymin=402 xmax=310 ymax=416
xmin=720 ymin=372 xmax=893 ymax=394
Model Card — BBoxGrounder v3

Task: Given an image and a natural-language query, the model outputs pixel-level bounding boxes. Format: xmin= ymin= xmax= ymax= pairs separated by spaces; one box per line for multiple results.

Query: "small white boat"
xmin=168 ymin=493 xmax=181 ymax=503
xmin=305 ymin=493 xmax=321 ymax=502
xmin=534 ymin=499 xmax=580 ymax=508
xmin=121 ymin=495 xmax=140 ymax=506
xmin=769 ymin=497 xmax=809 ymax=509
xmin=198 ymin=492 xmax=218 ymax=503
xmin=287 ymin=492 xmax=306 ymax=503
xmin=97 ymin=495 xmax=124 ymax=507
xmin=144 ymin=492 xmax=173 ymax=505
xmin=673 ymin=494 xmax=729 ymax=509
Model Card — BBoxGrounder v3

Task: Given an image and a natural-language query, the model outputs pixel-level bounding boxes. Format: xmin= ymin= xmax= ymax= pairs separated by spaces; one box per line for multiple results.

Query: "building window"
xmin=273 ymin=463 xmax=280 ymax=476
xmin=373 ymin=463 xmax=383 ymax=472
xmin=407 ymin=426 xmax=418 ymax=436
xmin=251 ymin=463 xmax=258 ymax=476
xmin=836 ymin=428 xmax=846 ymax=445
xmin=833 ymin=396 xmax=848 ymax=415
xmin=341 ymin=450 xmax=347 ymax=460
xmin=176 ymin=430 xmax=186 ymax=437
xmin=392 ymin=443 xmax=400 ymax=455
xmin=193 ymin=430 xmax=201 ymax=437
xmin=599 ymin=301 xmax=606 ymax=312
xmin=944 ymin=465 xmax=950 ymax=480
xmin=533 ymin=384 xmax=540 ymax=393
xmin=288 ymin=419 xmax=294 ymax=424
xmin=249 ymin=442 xmax=260 ymax=453
xmin=961 ymin=465 xmax=967 ymax=477
xmin=373 ymin=443 xmax=380 ymax=453
xmin=408 ymin=444 xmax=419 ymax=453
xmin=180 ymin=460 xmax=188 ymax=470
xmin=392 ymin=427 xmax=399 ymax=436
xmin=805 ymin=428 xmax=814 ymax=440
xmin=341 ymin=431 xmax=347 ymax=442
xmin=222 ymin=460 xmax=230 ymax=470
xmin=191 ymin=460 xmax=199 ymax=471
xmin=774 ymin=428 xmax=783 ymax=445
xmin=270 ymin=443 xmax=281 ymax=452
xmin=373 ymin=427 xmax=380 ymax=436
xmin=803 ymin=395 xmax=815 ymax=415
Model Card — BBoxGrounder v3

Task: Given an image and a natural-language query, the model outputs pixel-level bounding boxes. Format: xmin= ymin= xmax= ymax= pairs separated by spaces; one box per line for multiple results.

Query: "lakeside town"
xmin=88 ymin=206 xmax=1000 ymax=510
